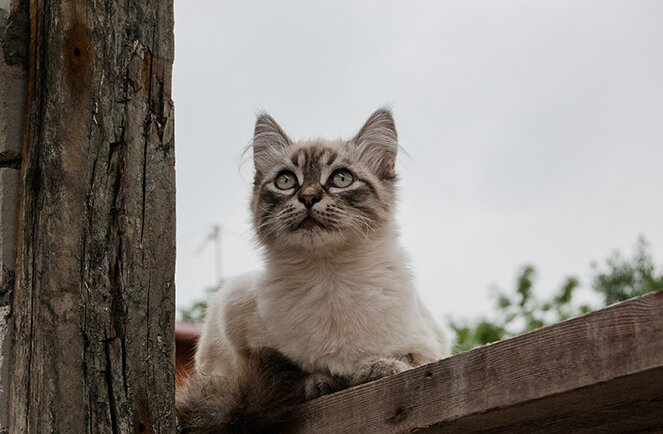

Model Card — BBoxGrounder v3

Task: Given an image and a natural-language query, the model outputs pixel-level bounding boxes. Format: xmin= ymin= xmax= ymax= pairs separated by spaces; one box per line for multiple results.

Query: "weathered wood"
xmin=9 ymin=0 xmax=175 ymax=432
xmin=1 ymin=0 xmax=29 ymax=431
xmin=293 ymin=290 xmax=663 ymax=433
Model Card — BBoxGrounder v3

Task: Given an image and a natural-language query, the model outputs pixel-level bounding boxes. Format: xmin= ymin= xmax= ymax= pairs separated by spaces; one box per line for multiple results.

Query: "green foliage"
xmin=179 ymin=299 xmax=208 ymax=323
xmin=450 ymin=320 xmax=506 ymax=354
xmin=449 ymin=266 xmax=584 ymax=354
xmin=178 ymin=286 xmax=218 ymax=323
xmin=591 ymin=236 xmax=663 ymax=305
xmin=450 ymin=236 xmax=663 ymax=354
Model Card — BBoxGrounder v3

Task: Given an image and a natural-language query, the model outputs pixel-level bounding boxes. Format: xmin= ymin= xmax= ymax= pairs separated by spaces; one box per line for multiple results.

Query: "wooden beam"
xmin=292 ymin=290 xmax=663 ymax=433
xmin=9 ymin=1 xmax=175 ymax=432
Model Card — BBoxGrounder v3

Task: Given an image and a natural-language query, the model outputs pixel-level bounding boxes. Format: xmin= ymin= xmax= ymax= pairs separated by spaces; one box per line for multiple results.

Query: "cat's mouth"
xmin=298 ymin=216 xmax=325 ymax=230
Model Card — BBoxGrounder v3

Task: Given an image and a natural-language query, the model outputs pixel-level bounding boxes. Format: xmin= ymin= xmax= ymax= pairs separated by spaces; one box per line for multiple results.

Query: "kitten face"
xmin=251 ymin=109 xmax=398 ymax=249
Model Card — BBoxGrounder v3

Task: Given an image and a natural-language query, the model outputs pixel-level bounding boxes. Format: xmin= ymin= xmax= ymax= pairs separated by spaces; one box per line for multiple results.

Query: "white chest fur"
xmin=254 ymin=239 xmax=445 ymax=376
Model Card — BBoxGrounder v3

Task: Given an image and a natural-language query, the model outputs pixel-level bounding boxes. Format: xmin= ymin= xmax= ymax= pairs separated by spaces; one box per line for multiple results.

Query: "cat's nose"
xmin=298 ymin=186 xmax=322 ymax=209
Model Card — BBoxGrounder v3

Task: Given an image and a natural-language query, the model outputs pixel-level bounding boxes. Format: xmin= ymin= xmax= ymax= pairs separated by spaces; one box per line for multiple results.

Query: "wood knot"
xmin=136 ymin=398 xmax=153 ymax=433
xmin=63 ymin=20 xmax=92 ymax=94
xmin=386 ymin=406 xmax=408 ymax=425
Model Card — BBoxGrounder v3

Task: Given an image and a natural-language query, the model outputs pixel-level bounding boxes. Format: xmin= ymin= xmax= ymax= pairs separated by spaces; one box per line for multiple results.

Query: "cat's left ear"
xmin=253 ymin=113 xmax=292 ymax=171
xmin=352 ymin=108 xmax=398 ymax=178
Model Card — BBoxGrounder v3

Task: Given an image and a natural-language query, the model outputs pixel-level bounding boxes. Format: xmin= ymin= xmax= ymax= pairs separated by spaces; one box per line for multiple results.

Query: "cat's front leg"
xmin=303 ymin=372 xmax=346 ymax=400
xmin=350 ymin=354 xmax=415 ymax=386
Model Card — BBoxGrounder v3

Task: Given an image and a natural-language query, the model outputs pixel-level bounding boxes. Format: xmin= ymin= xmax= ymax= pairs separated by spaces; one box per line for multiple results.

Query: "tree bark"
xmin=9 ymin=0 xmax=175 ymax=432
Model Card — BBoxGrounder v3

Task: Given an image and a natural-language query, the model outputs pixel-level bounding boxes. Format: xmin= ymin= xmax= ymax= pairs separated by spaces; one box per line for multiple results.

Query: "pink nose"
xmin=298 ymin=186 xmax=322 ymax=208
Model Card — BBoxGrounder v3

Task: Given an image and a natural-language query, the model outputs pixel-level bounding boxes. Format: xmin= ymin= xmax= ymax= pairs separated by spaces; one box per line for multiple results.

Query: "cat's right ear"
xmin=253 ymin=113 xmax=291 ymax=170
xmin=352 ymin=108 xmax=398 ymax=179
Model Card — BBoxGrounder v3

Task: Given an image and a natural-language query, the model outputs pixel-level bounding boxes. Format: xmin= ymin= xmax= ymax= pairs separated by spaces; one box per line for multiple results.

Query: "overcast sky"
xmin=173 ymin=1 xmax=663 ymax=325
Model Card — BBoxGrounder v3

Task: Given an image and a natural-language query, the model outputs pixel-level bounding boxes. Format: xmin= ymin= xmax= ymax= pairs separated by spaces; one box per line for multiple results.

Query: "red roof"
xmin=175 ymin=322 xmax=201 ymax=343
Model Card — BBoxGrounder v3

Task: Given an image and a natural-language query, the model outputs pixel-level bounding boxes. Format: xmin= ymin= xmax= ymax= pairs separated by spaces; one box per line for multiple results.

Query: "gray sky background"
xmin=173 ymin=1 xmax=663 ymax=325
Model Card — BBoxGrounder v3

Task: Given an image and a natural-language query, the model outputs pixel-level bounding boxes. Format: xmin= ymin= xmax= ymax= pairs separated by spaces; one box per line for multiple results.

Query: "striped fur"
xmin=178 ymin=109 xmax=450 ymax=432
xmin=251 ymin=109 xmax=398 ymax=249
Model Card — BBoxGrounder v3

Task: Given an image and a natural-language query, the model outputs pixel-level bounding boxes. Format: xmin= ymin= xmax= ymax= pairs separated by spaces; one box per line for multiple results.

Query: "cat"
xmin=176 ymin=108 xmax=450 ymax=433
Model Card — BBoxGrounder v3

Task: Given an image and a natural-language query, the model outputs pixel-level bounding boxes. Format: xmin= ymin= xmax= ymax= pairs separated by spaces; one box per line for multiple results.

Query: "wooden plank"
xmin=8 ymin=0 xmax=175 ymax=432
xmin=293 ymin=290 xmax=663 ymax=433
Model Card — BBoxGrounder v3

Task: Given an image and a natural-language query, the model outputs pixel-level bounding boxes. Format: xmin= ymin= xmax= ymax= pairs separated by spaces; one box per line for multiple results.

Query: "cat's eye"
xmin=330 ymin=170 xmax=354 ymax=188
xmin=275 ymin=171 xmax=297 ymax=190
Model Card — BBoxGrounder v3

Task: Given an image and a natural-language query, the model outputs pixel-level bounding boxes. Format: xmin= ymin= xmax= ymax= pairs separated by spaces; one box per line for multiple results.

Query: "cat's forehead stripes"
xmin=288 ymin=144 xmax=340 ymax=185
xmin=326 ymin=151 xmax=338 ymax=166
xmin=290 ymin=145 xmax=338 ymax=168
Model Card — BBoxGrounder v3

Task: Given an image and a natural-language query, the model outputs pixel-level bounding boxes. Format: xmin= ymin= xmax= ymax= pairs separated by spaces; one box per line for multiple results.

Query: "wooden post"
xmin=1 ymin=0 xmax=29 ymax=431
xmin=8 ymin=0 xmax=175 ymax=432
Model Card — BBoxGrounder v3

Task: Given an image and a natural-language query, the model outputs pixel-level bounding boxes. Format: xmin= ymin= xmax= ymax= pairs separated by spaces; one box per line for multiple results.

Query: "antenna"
xmin=195 ymin=224 xmax=222 ymax=283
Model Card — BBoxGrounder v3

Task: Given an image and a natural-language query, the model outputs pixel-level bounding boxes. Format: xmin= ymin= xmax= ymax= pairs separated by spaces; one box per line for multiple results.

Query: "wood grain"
xmin=293 ymin=290 xmax=663 ymax=433
xmin=8 ymin=1 xmax=175 ymax=432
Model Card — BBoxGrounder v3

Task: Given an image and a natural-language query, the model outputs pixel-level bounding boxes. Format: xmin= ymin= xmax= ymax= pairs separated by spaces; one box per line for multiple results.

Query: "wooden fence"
xmin=291 ymin=290 xmax=663 ymax=432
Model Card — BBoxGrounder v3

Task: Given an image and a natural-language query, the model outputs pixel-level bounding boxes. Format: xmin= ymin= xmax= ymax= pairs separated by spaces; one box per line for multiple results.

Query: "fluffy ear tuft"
xmin=352 ymin=108 xmax=398 ymax=178
xmin=253 ymin=113 xmax=291 ymax=171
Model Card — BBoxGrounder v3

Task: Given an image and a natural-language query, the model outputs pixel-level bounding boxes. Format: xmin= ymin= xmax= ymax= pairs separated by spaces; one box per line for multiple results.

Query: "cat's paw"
xmin=351 ymin=357 xmax=410 ymax=385
xmin=303 ymin=373 xmax=343 ymax=401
